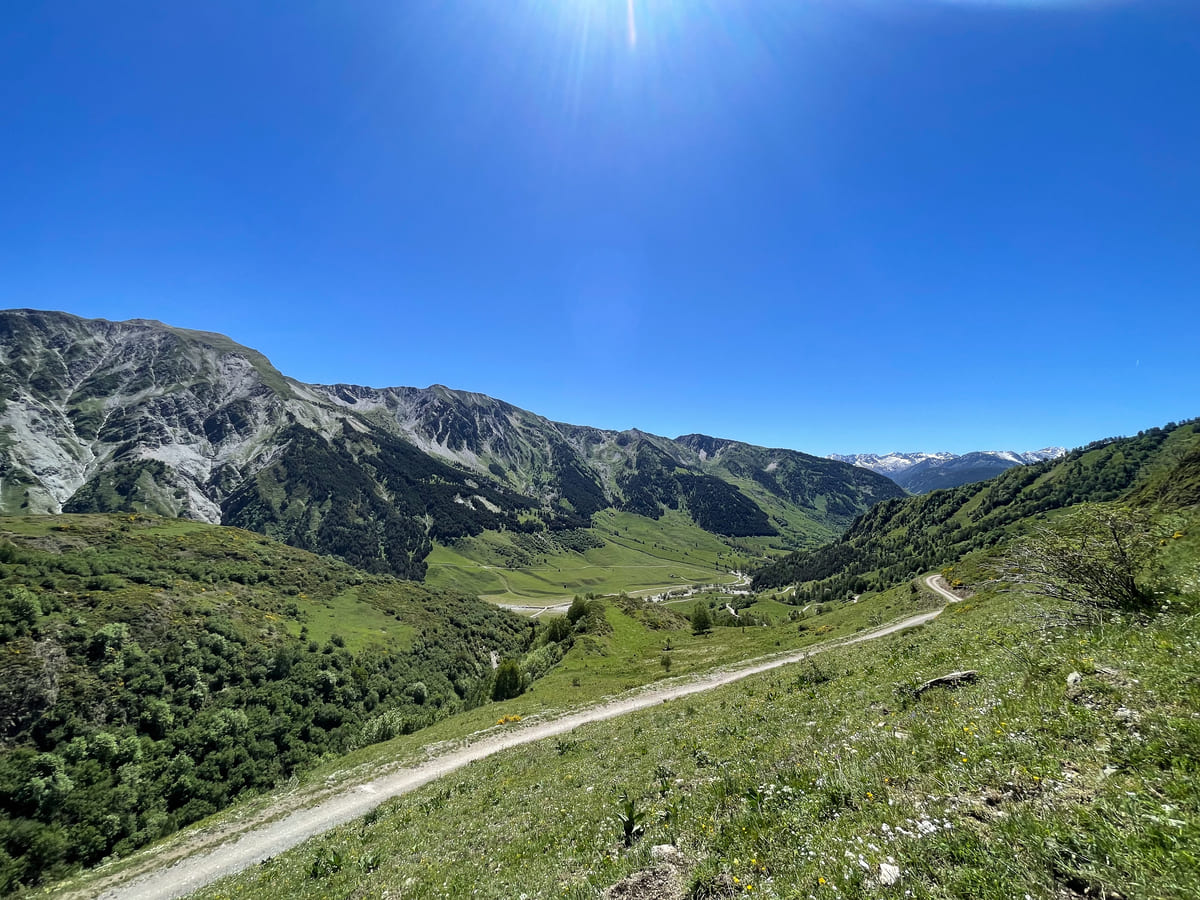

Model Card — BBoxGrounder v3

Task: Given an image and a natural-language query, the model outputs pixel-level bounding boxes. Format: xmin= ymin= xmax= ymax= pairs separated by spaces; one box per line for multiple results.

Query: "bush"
xmin=566 ymin=595 xmax=589 ymax=625
xmin=988 ymin=504 xmax=1174 ymax=616
xmin=492 ymin=658 xmax=525 ymax=702
xmin=521 ymin=642 xmax=565 ymax=683
xmin=542 ymin=615 xmax=572 ymax=645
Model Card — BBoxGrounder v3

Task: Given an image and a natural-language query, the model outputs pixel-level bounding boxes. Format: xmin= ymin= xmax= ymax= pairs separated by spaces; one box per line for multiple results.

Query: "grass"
xmin=284 ymin=586 xmax=417 ymax=652
xmin=187 ymin=580 xmax=1200 ymax=900
xmin=41 ymin=580 xmax=939 ymax=900
xmin=36 ymin=519 xmax=1200 ymax=900
xmin=311 ymin=580 xmax=941 ymax=762
xmin=0 ymin=513 xmax=426 ymax=655
xmin=425 ymin=510 xmax=749 ymax=604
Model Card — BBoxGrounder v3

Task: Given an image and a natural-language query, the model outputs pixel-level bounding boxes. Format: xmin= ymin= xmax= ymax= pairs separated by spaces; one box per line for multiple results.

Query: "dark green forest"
xmin=0 ymin=515 xmax=532 ymax=892
xmin=611 ymin=444 xmax=777 ymax=535
xmin=676 ymin=473 xmax=777 ymax=537
xmin=220 ymin=425 xmax=541 ymax=579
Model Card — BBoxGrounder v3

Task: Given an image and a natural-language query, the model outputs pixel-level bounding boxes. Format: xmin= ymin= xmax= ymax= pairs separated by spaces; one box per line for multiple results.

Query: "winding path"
xmin=81 ymin=580 xmax=958 ymax=900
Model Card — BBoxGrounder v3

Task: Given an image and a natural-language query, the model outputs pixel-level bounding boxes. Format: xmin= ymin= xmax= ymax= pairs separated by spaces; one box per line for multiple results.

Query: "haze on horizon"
xmin=2 ymin=0 xmax=1197 ymax=456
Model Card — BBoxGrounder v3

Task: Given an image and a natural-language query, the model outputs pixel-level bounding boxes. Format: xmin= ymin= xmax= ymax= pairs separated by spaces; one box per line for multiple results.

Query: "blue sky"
xmin=2 ymin=1 xmax=1197 ymax=455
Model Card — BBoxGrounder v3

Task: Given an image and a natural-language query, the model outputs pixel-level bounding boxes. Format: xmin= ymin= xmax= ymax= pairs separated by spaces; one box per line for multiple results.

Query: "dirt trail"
xmin=84 ymin=593 xmax=953 ymax=900
xmin=924 ymin=573 xmax=962 ymax=604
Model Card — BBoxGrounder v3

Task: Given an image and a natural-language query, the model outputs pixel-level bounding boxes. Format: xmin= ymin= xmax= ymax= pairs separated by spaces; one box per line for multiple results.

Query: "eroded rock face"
xmin=0 ymin=310 xmax=316 ymax=521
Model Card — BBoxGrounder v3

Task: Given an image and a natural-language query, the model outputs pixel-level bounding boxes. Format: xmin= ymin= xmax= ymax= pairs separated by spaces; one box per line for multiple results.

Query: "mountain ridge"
xmin=831 ymin=447 xmax=1067 ymax=493
xmin=0 ymin=309 xmax=904 ymax=578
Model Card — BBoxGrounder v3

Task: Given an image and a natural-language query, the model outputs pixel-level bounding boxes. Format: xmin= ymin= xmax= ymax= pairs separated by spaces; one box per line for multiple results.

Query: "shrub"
xmin=542 ymin=615 xmax=572 ymax=645
xmin=491 ymin=658 xmax=525 ymax=702
xmin=566 ymin=595 xmax=589 ymax=625
xmin=988 ymin=504 xmax=1174 ymax=616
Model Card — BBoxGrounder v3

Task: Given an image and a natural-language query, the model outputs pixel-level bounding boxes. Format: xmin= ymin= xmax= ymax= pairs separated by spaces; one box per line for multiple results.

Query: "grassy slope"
xmin=43 ymin=579 xmax=940 ymax=899
xmin=425 ymin=510 xmax=752 ymax=604
xmin=190 ymin=534 xmax=1200 ymax=900
xmin=0 ymin=514 xmax=426 ymax=655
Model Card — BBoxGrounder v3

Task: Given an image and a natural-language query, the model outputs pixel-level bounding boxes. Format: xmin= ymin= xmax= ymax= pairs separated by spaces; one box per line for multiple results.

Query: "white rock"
xmin=880 ymin=862 xmax=902 ymax=885
xmin=650 ymin=844 xmax=680 ymax=861
xmin=1066 ymin=672 xmax=1083 ymax=687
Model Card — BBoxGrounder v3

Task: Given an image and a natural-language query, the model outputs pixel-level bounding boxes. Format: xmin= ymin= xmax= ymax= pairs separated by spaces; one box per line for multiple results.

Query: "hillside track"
xmin=80 ymin=588 xmax=955 ymax=900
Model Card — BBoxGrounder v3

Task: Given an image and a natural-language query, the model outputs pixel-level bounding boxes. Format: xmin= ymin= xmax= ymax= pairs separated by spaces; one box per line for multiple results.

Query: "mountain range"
xmin=830 ymin=447 xmax=1066 ymax=493
xmin=0 ymin=309 xmax=904 ymax=578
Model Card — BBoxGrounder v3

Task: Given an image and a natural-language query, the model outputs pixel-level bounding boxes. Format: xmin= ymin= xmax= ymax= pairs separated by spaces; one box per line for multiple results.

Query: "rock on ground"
xmin=603 ymin=863 xmax=684 ymax=900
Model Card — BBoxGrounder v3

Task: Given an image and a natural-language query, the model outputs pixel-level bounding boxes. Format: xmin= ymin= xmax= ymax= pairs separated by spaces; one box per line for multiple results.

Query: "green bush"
xmin=491 ymin=658 xmax=525 ymax=701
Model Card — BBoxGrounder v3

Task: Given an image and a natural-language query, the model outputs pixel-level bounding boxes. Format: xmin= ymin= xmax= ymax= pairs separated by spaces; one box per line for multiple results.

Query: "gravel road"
xmin=89 ymin=598 xmax=952 ymax=900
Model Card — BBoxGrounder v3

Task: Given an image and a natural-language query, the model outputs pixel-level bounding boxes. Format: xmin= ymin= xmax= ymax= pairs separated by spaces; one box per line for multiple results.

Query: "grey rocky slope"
xmin=0 ymin=309 xmax=904 ymax=576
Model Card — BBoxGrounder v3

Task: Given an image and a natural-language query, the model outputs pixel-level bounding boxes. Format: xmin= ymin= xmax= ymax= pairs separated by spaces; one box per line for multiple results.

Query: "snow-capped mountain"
xmin=830 ymin=448 xmax=1067 ymax=493
xmin=829 ymin=452 xmax=956 ymax=475
xmin=1019 ymin=447 xmax=1068 ymax=464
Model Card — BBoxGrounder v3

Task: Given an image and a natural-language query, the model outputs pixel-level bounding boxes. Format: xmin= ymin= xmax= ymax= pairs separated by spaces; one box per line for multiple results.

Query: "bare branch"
xmin=984 ymin=504 xmax=1171 ymax=616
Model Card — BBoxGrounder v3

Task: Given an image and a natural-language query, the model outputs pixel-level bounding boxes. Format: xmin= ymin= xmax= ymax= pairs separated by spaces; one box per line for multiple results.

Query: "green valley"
xmin=185 ymin=555 xmax=1200 ymax=900
xmin=3 ymin=316 xmax=1199 ymax=900
xmin=425 ymin=510 xmax=752 ymax=604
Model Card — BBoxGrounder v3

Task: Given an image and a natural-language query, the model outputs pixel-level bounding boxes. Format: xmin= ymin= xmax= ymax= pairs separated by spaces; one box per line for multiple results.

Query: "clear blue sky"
xmin=2 ymin=1 xmax=1197 ymax=455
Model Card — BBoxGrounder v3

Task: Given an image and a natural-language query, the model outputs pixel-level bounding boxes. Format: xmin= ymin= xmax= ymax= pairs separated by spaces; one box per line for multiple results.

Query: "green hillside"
xmin=157 ymin=524 xmax=1199 ymax=900
xmin=754 ymin=420 xmax=1200 ymax=599
xmin=0 ymin=515 xmax=530 ymax=891
xmin=675 ymin=433 xmax=906 ymax=531
xmin=192 ymin=581 xmax=1200 ymax=900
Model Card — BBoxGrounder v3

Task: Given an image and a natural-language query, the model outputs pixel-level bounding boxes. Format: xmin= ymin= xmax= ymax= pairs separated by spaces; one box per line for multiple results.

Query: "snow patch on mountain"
xmin=829 ymin=452 xmax=954 ymax=476
xmin=831 ymin=447 xmax=1066 ymax=480
xmin=1020 ymin=447 xmax=1067 ymax=463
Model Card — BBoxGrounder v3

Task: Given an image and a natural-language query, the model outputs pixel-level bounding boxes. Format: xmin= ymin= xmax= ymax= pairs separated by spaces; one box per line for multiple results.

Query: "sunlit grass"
xmin=192 ymin=588 xmax=1200 ymax=900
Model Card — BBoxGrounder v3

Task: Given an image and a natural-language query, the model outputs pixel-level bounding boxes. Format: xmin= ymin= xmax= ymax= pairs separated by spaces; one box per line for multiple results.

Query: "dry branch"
xmin=913 ymin=670 xmax=978 ymax=697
